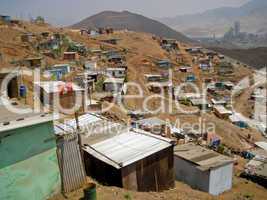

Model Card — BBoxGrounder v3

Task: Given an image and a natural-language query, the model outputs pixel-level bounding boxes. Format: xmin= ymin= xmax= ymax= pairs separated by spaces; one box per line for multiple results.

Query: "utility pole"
xmin=75 ymin=111 xmax=83 ymax=158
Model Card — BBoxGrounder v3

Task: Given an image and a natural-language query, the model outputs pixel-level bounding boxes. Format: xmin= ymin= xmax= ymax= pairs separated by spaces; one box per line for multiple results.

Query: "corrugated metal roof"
xmin=83 ymin=129 xmax=172 ymax=169
xmin=135 ymin=117 xmax=166 ymax=127
xmin=213 ymin=105 xmax=232 ymax=114
xmin=104 ymin=78 xmax=125 ymax=84
xmin=65 ymin=114 xmax=102 ymax=128
xmin=107 ymin=68 xmax=126 ymax=71
xmin=54 ymin=113 xmax=126 ymax=139
xmin=174 ymin=143 xmax=233 ymax=171
xmin=190 ymin=98 xmax=209 ymax=106
xmin=255 ymin=142 xmax=267 ymax=151
xmin=229 ymin=113 xmax=245 ymax=122
xmin=211 ymin=99 xmax=227 ymax=105
xmin=54 ymin=114 xmax=104 ymax=135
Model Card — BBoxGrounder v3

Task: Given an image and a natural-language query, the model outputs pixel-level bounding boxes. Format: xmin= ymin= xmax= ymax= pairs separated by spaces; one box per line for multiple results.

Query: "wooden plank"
xmin=122 ymin=164 xmax=138 ymax=191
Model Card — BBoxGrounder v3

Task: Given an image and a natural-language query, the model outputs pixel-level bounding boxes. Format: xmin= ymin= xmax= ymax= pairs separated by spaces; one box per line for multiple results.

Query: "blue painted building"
xmin=186 ymin=74 xmax=196 ymax=82
xmin=0 ymin=15 xmax=11 ymax=23
xmin=229 ymin=113 xmax=249 ymax=128
xmin=156 ymin=60 xmax=172 ymax=69
xmin=45 ymin=64 xmax=71 ymax=80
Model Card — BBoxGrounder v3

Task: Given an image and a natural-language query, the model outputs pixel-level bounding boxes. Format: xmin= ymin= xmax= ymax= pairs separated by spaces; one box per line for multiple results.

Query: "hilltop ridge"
xmin=71 ymin=11 xmax=194 ymax=44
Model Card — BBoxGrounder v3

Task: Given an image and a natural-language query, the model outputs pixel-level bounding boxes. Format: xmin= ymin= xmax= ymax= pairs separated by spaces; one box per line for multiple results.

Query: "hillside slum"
xmin=0 ymin=16 xmax=266 ymax=200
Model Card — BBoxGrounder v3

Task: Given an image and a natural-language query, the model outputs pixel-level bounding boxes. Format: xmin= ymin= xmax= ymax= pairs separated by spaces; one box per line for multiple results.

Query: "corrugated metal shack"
xmin=55 ymin=114 xmax=175 ymax=192
xmin=174 ymin=143 xmax=234 ymax=195
xmin=55 ymin=113 xmax=127 ymax=146
xmin=83 ymin=129 xmax=175 ymax=192
xmin=243 ymin=142 xmax=267 ymax=187
xmin=213 ymin=105 xmax=232 ymax=119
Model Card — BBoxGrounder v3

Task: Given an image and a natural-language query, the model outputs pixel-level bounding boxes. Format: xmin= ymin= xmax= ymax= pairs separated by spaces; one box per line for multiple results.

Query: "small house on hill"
xmin=102 ymin=50 xmax=120 ymax=57
xmin=52 ymin=64 xmax=71 ymax=74
xmin=161 ymin=39 xmax=178 ymax=51
xmin=21 ymin=33 xmax=36 ymax=43
xmin=244 ymin=155 xmax=267 ymax=187
xmin=174 ymin=92 xmax=201 ymax=101
xmin=218 ymin=54 xmax=225 ymax=60
xmin=68 ymin=43 xmax=87 ymax=56
xmin=224 ymin=81 xmax=235 ymax=90
xmin=213 ymin=105 xmax=232 ymax=119
xmin=83 ymin=129 xmax=175 ymax=192
xmin=106 ymin=68 xmax=126 ymax=78
xmin=107 ymin=54 xmax=124 ymax=64
xmin=22 ymin=57 xmax=42 ymax=68
xmin=44 ymin=64 xmax=71 ymax=80
xmin=179 ymin=66 xmax=192 ymax=73
xmin=147 ymin=81 xmax=172 ymax=93
xmin=132 ymin=117 xmax=167 ymax=136
xmin=103 ymin=78 xmax=125 ymax=93
xmin=211 ymin=98 xmax=227 ymax=106
xmin=114 ymin=63 xmax=128 ymax=70
xmin=89 ymin=49 xmax=102 ymax=57
xmin=174 ymin=143 xmax=234 ymax=195
xmin=53 ymin=64 xmax=71 ymax=74
xmin=156 ymin=60 xmax=172 ymax=69
xmin=0 ymin=15 xmax=11 ymax=23
xmin=190 ymin=98 xmax=210 ymax=110
xmin=41 ymin=32 xmax=50 ymax=38
xmin=186 ymin=74 xmax=196 ymax=82
xmin=218 ymin=62 xmax=234 ymax=75
xmin=206 ymin=51 xmax=218 ymax=59
xmin=199 ymin=58 xmax=212 ymax=70
xmin=10 ymin=19 xmax=21 ymax=25
xmin=186 ymin=47 xmax=202 ymax=54
xmin=35 ymin=81 xmax=85 ymax=113
xmin=229 ymin=113 xmax=248 ymax=128
xmin=145 ymin=74 xmax=163 ymax=82
xmin=101 ymin=38 xmax=119 ymax=45
xmin=75 ymin=72 xmax=97 ymax=92
xmin=44 ymin=68 xmax=65 ymax=81
xmin=63 ymin=52 xmax=77 ymax=60
xmin=84 ymin=61 xmax=97 ymax=70
xmin=38 ymin=39 xmax=59 ymax=51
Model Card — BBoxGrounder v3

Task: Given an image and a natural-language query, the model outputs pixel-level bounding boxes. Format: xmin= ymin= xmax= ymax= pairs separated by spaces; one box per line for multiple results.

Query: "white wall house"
xmin=103 ymin=78 xmax=125 ymax=93
xmin=106 ymin=68 xmax=126 ymax=78
xmin=174 ymin=143 xmax=233 ymax=195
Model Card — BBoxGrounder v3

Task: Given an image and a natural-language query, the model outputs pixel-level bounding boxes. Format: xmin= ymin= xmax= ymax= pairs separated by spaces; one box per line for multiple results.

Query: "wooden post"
xmin=75 ymin=111 xmax=83 ymax=157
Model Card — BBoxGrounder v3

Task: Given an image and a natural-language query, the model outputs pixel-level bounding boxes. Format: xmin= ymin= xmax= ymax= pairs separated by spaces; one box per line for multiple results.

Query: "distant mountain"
xmin=211 ymin=47 xmax=267 ymax=69
xmin=160 ymin=0 xmax=267 ymax=38
xmin=71 ymin=11 xmax=193 ymax=43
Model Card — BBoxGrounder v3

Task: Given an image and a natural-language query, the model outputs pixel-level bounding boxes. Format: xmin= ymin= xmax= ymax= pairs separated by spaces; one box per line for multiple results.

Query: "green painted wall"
xmin=0 ymin=121 xmax=61 ymax=200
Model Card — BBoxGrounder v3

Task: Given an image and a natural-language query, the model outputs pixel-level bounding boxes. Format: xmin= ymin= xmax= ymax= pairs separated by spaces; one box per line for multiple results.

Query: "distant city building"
xmin=223 ymin=21 xmax=241 ymax=40
xmin=234 ymin=21 xmax=241 ymax=36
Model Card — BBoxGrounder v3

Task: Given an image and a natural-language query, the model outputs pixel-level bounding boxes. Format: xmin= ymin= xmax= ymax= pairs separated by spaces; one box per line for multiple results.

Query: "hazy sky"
xmin=0 ymin=0 xmax=249 ymax=25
